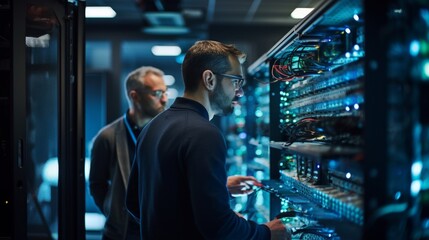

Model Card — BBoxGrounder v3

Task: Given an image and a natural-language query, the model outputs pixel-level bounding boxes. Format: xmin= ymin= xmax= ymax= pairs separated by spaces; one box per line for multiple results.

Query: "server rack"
xmin=247 ymin=0 xmax=429 ymax=239
xmin=0 ymin=0 xmax=86 ymax=239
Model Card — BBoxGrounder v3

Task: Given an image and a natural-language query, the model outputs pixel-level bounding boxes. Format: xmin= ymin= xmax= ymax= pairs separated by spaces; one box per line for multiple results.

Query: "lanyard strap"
xmin=124 ymin=113 xmax=137 ymax=145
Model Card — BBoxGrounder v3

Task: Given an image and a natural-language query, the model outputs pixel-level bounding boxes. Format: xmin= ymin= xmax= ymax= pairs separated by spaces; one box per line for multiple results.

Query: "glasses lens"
xmin=231 ymin=80 xmax=239 ymax=89
xmin=232 ymin=79 xmax=244 ymax=90
xmin=214 ymin=72 xmax=244 ymax=90
xmin=237 ymin=79 xmax=244 ymax=88
xmin=153 ymin=90 xmax=164 ymax=98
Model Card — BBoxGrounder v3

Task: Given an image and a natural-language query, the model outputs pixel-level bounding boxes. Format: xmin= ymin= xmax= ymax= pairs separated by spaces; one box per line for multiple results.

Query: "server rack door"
xmin=25 ymin=2 xmax=62 ymax=238
xmin=0 ymin=0 xmax=85 ymax=239
xmin=0 ymin=0 xmax=27 ymax=239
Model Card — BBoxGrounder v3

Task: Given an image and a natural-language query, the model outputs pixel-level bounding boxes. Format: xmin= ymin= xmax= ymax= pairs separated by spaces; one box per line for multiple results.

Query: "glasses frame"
xmin=139 ymin=89 xmax=168 ymax=99
xmin=213 ymin=72 xmax=245 ymax=90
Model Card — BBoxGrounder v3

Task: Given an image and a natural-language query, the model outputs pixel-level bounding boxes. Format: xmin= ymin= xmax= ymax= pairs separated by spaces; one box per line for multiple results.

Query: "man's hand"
xmin=265 ymin=218 xmax=291 ymax=240
xmin=227 ymin=175 xmax=259 ymax=196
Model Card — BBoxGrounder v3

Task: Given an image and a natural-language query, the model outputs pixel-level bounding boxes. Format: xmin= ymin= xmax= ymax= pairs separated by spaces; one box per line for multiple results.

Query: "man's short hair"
xmin=181 ymin=40 xmax=246 ymax=93
xmin=124 ymin=66 xmax=164 ymax=100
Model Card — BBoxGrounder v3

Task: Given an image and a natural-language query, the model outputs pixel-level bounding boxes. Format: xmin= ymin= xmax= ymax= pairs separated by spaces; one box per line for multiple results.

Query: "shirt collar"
xmin=125 ymin=110 xmax=142 ymax=131
xmin=170 ymin=97 xmax=209 ymax=120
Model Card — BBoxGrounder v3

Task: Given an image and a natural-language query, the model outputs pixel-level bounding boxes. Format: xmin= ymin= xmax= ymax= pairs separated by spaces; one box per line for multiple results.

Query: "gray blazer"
xmin=89 ymin=117 xmax=132 ymax=239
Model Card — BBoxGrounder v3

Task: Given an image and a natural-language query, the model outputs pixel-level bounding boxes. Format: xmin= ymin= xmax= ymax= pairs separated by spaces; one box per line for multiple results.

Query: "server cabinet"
xmin=0 ymin=0 xmax=85 ymax=239
xmin=248 ymin=0 xmax=429 ymax=239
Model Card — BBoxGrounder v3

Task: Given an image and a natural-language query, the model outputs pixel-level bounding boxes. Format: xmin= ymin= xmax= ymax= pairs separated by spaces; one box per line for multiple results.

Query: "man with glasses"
xmin=89 ymin=66 xmax=168 ymax=240
xmin=126 ymin=40 xmax=290 ymax=239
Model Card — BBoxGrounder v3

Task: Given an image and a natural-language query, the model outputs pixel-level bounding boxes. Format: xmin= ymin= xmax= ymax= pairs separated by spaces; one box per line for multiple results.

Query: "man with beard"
xmin=89 ymin=66 xmax=168 ymax=240
xmin=126 ymin=40 xmax=290 ymax=240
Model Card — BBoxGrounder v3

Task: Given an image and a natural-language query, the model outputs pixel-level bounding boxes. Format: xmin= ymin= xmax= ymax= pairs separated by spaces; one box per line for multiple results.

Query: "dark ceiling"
xmin=85 ymin=0 xmax=323 ymax=35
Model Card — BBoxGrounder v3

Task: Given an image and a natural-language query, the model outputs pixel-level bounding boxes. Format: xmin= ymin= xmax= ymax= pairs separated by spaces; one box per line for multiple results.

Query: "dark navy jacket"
xmin=126 ymin=97 xmax=270 ymax=239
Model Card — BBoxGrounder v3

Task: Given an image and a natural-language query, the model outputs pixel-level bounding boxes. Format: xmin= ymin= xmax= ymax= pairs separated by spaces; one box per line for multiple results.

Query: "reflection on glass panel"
xmin=85 ymin=73 xmax=107 ymax=237
xmin=26 ymin=3 xmax=59 ymax=239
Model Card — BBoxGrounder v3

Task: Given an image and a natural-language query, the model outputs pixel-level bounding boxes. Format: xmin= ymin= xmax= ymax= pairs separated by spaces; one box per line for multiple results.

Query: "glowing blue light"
xmin=345 ymin=28 xmax=351 ymax=34
xmin=85 ymin=213 xmax=106 ymax=230
xmin=255 ymin=149 xmax=262 ymax=156
xmin=240 ymin=145 xmax=247 ymax=152
xmin=345 ymin=52 xmax=351 ymax=58
xmin=423 ymin=61 xmax=429 ymax=79
xmin=354 ymin=103 xmax=359 ymax=110
xmin=345 ymin=106 xmax=351 ymax=111
xmin=353 ymin=14 xmax=360 ymax=21
xmin=175 ymin=54 xmax=185 ymax=64
xmin=354 ymin=44 xmax=360 ymax=51
xmin=239 ymin=132 xmax=247 ymax=139
xmin=255 ymin=109 xmax=263 ymax=117
xmin=346 ymin=172 xmax=351 ymax=179
xmin=412 ymin=161 xmax=423 ymax=177
xmin=411 ymin=180 xmax=421 ymax=197
xmin=395 ymin=191 xmax=402 ymax=200
xmin=85 ymin=159 xmax=90 ymax=179
xmin=164 ymin=75 xmax=176 ymax=86
xmin=410 ymin=40 xmax=420 ymax=57
xmin=42 ymin=158 xmax=58 ymax=186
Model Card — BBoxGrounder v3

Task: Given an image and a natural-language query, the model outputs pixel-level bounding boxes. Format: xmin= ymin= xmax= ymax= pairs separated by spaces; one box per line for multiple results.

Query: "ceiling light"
xmin=291 ymin=8 xmax=314 ymax=19
xmin=86 ymin=6 xmax=116 ymax=18
xmin=144 ymin=12 xmax=185 ymax=26
xmin=151 ymin=46 xmax=182 ymax=56
xmin=143 ymin=26 xmax=189 ymax=35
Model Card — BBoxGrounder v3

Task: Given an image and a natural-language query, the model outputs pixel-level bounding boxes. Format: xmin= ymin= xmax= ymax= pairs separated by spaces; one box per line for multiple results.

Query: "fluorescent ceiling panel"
xmin=291 ymin=8 xmax=314 ymax=19
xmin=151 ymin=46 xmax=182 ymax=56
xmin=86 ymin=6 xmax=116 ymax=18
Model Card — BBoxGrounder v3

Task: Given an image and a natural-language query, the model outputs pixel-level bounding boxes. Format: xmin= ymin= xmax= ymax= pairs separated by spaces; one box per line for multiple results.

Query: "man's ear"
xmin=202 ymin=70 xmax=216 ymax=91
xmin=129 ymin=90 xmax=139 ymax=102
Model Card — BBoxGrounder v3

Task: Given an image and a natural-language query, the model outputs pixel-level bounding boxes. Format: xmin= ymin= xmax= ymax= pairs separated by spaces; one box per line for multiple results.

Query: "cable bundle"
xmin=280 ymin=118 xmax=323 ymax=145
xmin=271 ymin=45 xmax=330 ymax=83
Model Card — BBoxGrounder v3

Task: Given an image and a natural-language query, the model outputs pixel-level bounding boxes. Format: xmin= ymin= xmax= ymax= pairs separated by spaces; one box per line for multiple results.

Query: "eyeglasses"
xmin=140 ymin=89 xmax=168 ymax=99
xmin=213 ymin=72 xmax=245 ymax=90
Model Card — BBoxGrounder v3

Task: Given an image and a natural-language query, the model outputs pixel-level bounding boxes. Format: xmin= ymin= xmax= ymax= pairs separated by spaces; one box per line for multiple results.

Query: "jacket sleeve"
xmin=88 ymin=130 xmax=111 ymax=215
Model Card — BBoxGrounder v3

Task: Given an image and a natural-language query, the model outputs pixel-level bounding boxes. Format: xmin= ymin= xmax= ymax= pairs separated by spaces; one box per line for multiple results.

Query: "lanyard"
xmin=124 ymin=113 xmax=137 ymax=145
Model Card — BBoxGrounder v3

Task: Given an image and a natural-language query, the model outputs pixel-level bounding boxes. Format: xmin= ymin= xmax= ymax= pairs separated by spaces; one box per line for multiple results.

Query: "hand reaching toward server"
xmin=227 ymin=175 xmax=259 ymax=195
xmin=265 ymin=218 xmax=291 ymax=240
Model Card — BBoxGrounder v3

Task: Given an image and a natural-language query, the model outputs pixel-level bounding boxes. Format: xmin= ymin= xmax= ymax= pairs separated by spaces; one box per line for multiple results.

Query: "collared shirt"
xmin=124 ymin=111 xmax=143 ymax=164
